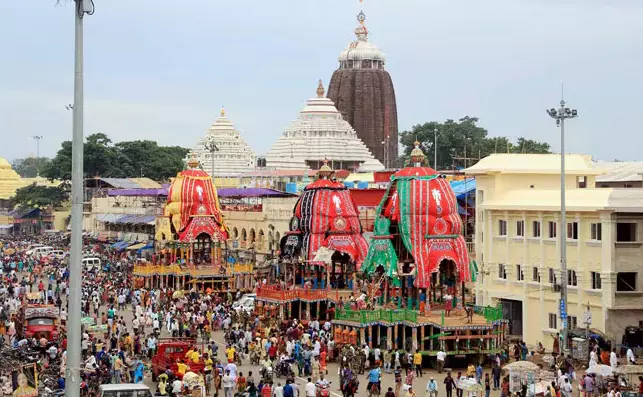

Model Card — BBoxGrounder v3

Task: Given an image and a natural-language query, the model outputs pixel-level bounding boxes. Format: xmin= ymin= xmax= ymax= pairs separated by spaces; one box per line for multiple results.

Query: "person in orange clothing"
xmin=348 ymin=329 xmax=357 ymax=346
xmin=319 ymin=349 xmax=327 ymax=374
xmin=342 ymin=328 xmax=350 ymax=344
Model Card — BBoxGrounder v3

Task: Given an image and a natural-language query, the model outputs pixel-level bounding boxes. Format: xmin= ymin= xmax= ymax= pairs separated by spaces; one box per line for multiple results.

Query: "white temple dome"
xmin=265 ymin=81 xmax=383 ymax=172
xmin=338 ymin=11 xmax=386 ymax=65
xmin=189 ymin=108 xmax=256 ymax=177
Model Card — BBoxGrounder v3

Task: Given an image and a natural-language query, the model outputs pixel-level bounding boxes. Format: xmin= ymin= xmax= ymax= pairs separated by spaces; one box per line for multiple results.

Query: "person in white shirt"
xmin=172 ymin=379 xmax=183 ymax=395
xmin=610 ymin=348 xmax=618 ymax=369
xmin=273 ymin=382 xmax=284 ymax=397
xmin=626 ymin=347 xmax=636 ymax=364
xmin=436 ymin=350 xmax=447 ymax=373
xmin=305 ymin=379 xmax=316 ymax=397
xmin=290 ymin=381 xmax=300 ymax=397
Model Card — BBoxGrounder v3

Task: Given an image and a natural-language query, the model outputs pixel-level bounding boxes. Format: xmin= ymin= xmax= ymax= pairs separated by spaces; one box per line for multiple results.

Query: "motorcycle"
xmin=275 ymin=360 xmax=294 ymax=379
xmin=316 ymin=382 xmax=332 ymax=397
xmin=260 ymin=366 xmax=273 ymax=383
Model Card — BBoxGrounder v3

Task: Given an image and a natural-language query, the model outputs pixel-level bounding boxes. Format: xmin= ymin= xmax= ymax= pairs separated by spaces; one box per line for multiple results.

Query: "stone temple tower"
xmin=327 ymin=1 xmax=398 ymax=168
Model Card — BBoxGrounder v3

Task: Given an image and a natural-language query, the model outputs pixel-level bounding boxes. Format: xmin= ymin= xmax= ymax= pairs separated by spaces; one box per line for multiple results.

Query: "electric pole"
xmin=546 ymin=97 xmax=578 ymax=354
xmin=68 ymin=1 xmax=93 ymax=397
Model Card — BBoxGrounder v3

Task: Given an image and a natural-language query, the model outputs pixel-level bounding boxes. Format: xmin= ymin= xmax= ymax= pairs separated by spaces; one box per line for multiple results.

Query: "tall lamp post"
xmin=433 ymin=128 xmax=438 ymax=170
xmin=31 ymin=136 xmax=44 ymax=158
xmin=381 ymin=136 xmax=389 ymax=169
xmin=204 ymin=139 xmax=219 ymax=178
xmin=546 ymin=99 xmax=578 ymax=354
xmin=68 ymin=1 xmax=94 ymax=397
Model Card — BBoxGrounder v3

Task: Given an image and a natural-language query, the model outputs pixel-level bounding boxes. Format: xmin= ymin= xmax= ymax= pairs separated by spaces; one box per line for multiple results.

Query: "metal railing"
xmin=466 ymin=304 xmax=503 ymax=322
xmin=335 ymin=309 xmax=418 ymax=324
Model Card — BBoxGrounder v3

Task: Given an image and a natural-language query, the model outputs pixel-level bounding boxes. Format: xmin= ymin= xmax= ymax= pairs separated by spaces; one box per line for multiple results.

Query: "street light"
xmin=546 ymin=98 xmax=578 ymax=354
xmin=381 ymin=136 xmax=389 ymax=169
xmin=31 ymin=136 xmax=43 ymax=158
xmin=204 ymin=139 xmax=219 ymax=178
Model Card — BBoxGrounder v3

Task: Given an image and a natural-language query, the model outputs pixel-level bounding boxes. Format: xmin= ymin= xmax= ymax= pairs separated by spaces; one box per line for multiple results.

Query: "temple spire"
xmin=355 ymin=0 xmax=368 ymax=41
xmin=316 ymin=79 xmax=325 ymax=98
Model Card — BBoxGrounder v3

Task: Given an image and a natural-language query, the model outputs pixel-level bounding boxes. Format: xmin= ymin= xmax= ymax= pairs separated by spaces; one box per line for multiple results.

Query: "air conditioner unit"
xmin=552 ymin=284 xmax=562 ymax=293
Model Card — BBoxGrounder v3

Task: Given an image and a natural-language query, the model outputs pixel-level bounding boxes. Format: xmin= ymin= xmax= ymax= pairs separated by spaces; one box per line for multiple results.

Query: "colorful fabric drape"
xmin=289 ymin=180 xmax=368 ymax=267
xmin=361 ymin=217 xmax=399 ymax=285
xmin=165 ymin=169 xmax=228 ymax=242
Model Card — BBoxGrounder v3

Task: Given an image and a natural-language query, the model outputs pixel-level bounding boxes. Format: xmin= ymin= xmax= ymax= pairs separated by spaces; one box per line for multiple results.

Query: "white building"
xmin=189 ymin=108 xmax=256 ymax=177
xmin=467 ymin=154 xmax=643 ymax=346
xmin=265 ymin=81 xmax=384 ymax=172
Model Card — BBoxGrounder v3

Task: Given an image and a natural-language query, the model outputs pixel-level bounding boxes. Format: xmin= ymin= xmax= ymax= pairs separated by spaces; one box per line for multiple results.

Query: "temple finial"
xmin=316 ymin=80 xmax=325 ymax=98
xmin=220 ymin=106 xmax=226 ymax=117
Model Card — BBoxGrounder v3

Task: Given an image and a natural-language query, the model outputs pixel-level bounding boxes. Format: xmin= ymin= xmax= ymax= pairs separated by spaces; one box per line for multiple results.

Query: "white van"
xmin=49 ymin=250 xmax=66 ymax=260
xmin=28 ymin=246 xmax=54 ymax=258
xmin=82 ymin=257 xmax=101 ymax=271
xmin=98 ymin=384 xmax=153 ymax=397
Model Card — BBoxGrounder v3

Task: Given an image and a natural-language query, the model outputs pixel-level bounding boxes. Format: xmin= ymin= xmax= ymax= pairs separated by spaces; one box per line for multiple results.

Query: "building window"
xmin=577 ymin=176 xmax=587 ymax=188
xmin=548 ymin=313 xmax=557 ymax=330
xmin=516 ymin=220 xmax=525 ymax=237
xmin=548 ymin=268 xmax=556 ymax=284
xmin=567 ymin=222 xmax=579 ymax=240
xmin=532 ymin=267 xmax=540 ymax=282
xmin=567 ymin=270 xmax=578 ymax=286
xmin=590 ymin=223 xmax=602 ymax=241
xmin=498 ymin=264 xmax=507 ymax=279
xmin=617 ymin=272 xmax=637 ymax=292
xmin=499 ymin=220 xmax=507 ymax=236
xmin=548 ymin=221 xmax=557 ymax=238
xmin=516 ymin=265 xmax=524 ymax=281
xmin=532 ymin=221 xmax=541 ymax=238
xmin=617 ymin=223 xmax=637 ymax=242
xmin=568 ymin=316 xmax=578 ymax=330
xmin=591 ymin=272 xmax=602 ymax=290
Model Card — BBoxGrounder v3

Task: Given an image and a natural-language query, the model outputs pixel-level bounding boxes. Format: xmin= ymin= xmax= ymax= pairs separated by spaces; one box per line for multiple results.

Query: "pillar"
xmin=387 ymin=326 xmax=392 ymax=350
xmin=359 ymin=327 xmax=365 ymax=347
xmin=393 ymin=325 xmax=398 ymax=350
xmin=368 ymin=325 xmax=373 ymax=348
xmin=412 ymin=327 xmax=418 ymax=351
xmin=420 ymin=326 xmax=425 ymax=352
xmin=306 ymin=302 xmax=311 ymax=320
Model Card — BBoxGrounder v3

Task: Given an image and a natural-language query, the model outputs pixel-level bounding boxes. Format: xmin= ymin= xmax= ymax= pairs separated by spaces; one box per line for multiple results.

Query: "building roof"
xmin=96 ymin=213 xmax=155 ymax=225
xmin=606 ymin=189 xmax=643 ymax=212
xmin=107 ymin=188 xmax=167 ymax=197
xmin=241 ymin=169 xmax=316 ymax=178
xmin=465 ymin=154 xmax=602 ymax=175
xmin=86 ymin=177 xmax=162 ymax=189
xmin=481 ymin=188 xmax=613 ymax=211
xmin=217 ymin=188 xmax=295 ymax=198
xmin=595 ymin=161 xmax=643 ymax=183
xmin=265 ymin=81 xmax=383 ymax=171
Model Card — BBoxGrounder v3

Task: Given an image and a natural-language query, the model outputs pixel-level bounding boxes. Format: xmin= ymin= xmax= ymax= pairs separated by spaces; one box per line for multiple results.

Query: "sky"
xmin=1 ymin=0 xmax=643 ymax=162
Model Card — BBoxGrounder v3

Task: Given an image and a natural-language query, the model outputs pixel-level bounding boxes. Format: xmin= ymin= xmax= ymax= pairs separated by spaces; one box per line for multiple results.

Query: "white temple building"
xmin=265 ymin=81 xmax=384 ymax=172
xmin=189 ymin=108 xmax=257 ymax=177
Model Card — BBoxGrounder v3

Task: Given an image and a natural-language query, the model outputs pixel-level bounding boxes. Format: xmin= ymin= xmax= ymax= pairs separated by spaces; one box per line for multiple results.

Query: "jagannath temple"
xmin=136 ymin=155 xmax=234 ymax=291
xmin=327 ymin=0 xmax=398 ymax=167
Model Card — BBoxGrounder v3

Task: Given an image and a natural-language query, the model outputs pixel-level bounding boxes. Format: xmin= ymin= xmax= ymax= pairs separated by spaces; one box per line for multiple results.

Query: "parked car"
xmin=233 ymin=296 xmax=255 ymax=313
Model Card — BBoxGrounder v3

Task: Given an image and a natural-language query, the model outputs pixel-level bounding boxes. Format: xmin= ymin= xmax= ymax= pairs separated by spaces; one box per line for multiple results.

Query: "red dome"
xmin=287 ymin=172 xmax=368 ymax=266
xmin=393 ymin=166 xmax=438 ymax=178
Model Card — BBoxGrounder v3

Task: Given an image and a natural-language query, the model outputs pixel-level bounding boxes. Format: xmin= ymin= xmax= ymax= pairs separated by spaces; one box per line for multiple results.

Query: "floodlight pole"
xmin=547 ymin=98 xmax=578 ymax=355
xmin=67 ymin=1 xmax=89 ymax=397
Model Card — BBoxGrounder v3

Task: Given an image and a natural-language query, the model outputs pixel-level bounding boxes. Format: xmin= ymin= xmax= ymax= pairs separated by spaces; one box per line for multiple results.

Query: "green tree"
xmin=42 ymin=133 xmax=190 ymax=181
xmin=11 ymin=184 xmax=66 ymax=209
xmin=11 ymin=157 xmax=51 ymax=178
xmin=399 ymin=116 xmax=551 ymax=170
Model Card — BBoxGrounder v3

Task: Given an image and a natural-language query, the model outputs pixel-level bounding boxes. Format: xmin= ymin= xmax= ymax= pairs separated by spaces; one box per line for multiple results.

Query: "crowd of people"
xmin=1 ymin=234 xmax=643 ymax=397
